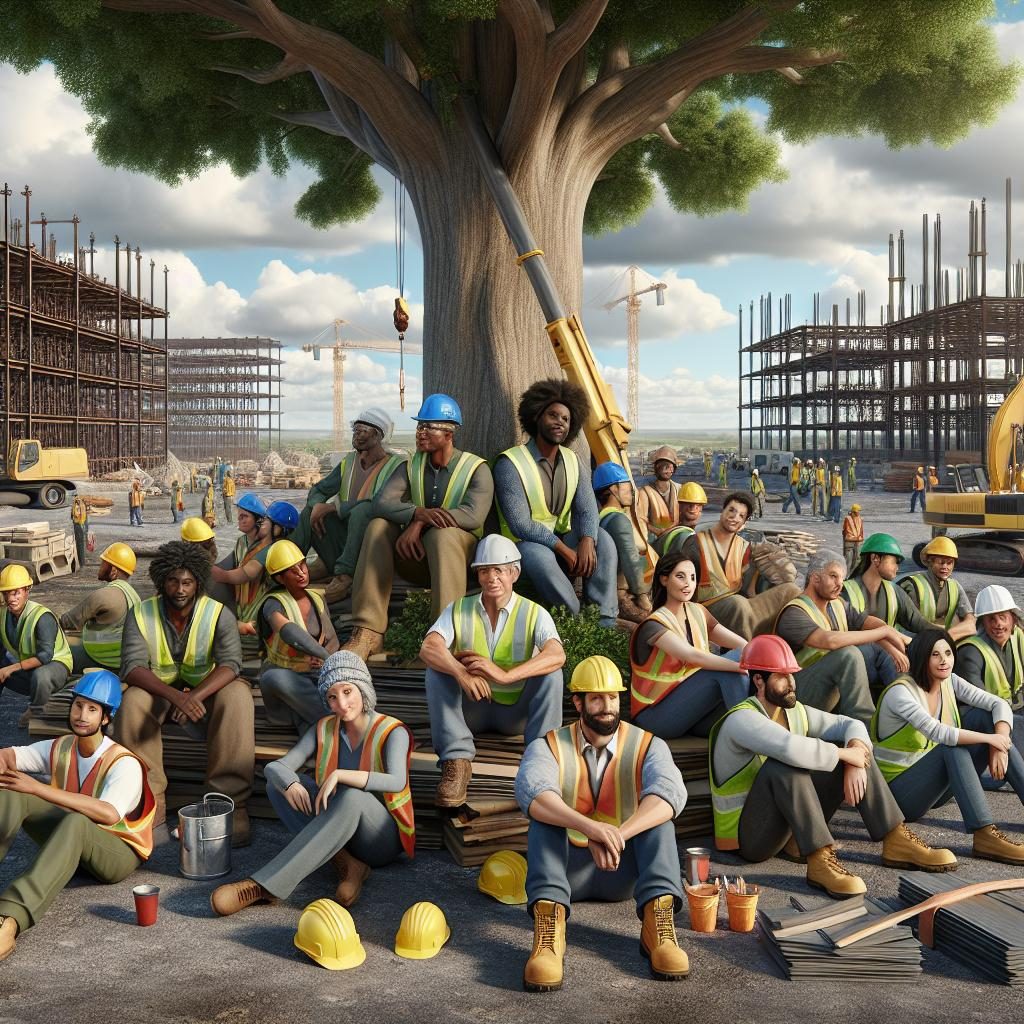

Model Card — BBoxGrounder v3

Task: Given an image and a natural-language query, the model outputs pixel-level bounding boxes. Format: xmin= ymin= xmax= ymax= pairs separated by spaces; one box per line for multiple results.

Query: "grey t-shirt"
xmin=775 ymin=599 xmax=868 ymax=653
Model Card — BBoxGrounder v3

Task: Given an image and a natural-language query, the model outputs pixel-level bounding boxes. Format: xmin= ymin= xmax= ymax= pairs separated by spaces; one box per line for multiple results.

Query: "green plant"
xmin=549 ymin=605 xmax=631 ymax=690
xmin=384 ymin=590 xmax=434 ymax=663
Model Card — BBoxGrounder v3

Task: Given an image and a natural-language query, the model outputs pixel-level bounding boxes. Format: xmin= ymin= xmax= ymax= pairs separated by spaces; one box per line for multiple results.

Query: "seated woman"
xmin=871 ymin=626 xmax=1024 ymax=865
xmin=210 ymin=651 xmax=415 ymax=915
xmin=630 ymin=551 xmax=748 ymax=738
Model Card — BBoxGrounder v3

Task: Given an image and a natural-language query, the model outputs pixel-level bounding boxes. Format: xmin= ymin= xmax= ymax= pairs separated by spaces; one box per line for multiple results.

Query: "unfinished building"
xmin=1 ymin=183 xmax=169 ymax=474
xmin=167 ymin=337 xmax=283 ymax=463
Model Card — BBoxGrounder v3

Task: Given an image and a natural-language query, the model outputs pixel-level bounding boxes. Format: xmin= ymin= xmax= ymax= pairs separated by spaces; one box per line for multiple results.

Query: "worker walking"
xmin=717 ymin=457 xmax=727 ymax=488
xmin=844 ymin=533 xmax=931 ymax=638
xmin=594 ymin=463 xmax=652 ymax=623
xmin=222 ymin=470 xmax=236 ymax=523
xmin=128 ymin=478 xmax=144 ymax=528
xmin=900 ymin=537 xmax=975 ymax=640
xmin=910 ymin=466 xmax=926 ymax=513
xmin=750 ymin=468 xmax=765 ymax=518
xmin=847 ymin=457 xmax=857 ymax=492
xmin=70 ymin=495 xmax=89 ymax=569
xmin=827 ymin=464 xmax=843 ymax=523
xmin=781 ymin=460 xmax=802 ymax=515
xmin=635 ymin=446 xmax=682 ymax=553
xmin=812 ymin=459 xmax=826 ymax=518
xmin=170 ymin=479 xmax=184 ymax=524
xmin=703 ymin=450 xmax=712 ymax=480
xmin=841 ymin=503 xmax=864 ymax=572
xmin=202 ymin=479 xmax=217 ymax=527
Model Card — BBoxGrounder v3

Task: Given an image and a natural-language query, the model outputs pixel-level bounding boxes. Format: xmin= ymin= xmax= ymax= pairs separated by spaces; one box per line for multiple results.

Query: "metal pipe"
xmin=23 ymin=185 xmax=32 ymax=439
xmin=982 ymin=197 xmax=988 ymax=297
xmin=1007 ymin=178 xmax=1012 ymax=298
xmin=922 ymin=213 xmax=929 ymax=312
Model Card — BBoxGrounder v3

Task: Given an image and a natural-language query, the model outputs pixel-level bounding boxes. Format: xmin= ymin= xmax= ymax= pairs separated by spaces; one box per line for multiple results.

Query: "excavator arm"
xmin=986 ymin=373 xmax=1024 ymax=491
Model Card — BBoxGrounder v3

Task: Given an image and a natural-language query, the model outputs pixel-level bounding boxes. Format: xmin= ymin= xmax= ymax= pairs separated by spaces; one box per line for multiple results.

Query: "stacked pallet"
xmin=883 ymin=462 xmax=920 ymax=492
xmin=0 ymin=522 xmax=77 ymax=582
xmin=761 ymin=529 xmax=821 ymax=569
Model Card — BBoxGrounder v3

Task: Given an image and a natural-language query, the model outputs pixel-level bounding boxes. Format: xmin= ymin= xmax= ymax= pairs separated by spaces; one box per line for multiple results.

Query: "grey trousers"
xmin=705 ymin=584 xmax=801 ymax=641
xmin=290 ymin=502 xmax=375 ymax=578
xmin=424 ymin=667 xmax=563 ymax=761
xmin=259 ymin=665 xmax=323 ymax=732
xmin=69 ymin=639 xmax=109 ymax=675
xmin=737 ymin=757 xmax=902 ymax=861
xmin=0 ymin=661 xmax=71 ymax=713
xmin=794 ymin=647 xmax=875 ymax=725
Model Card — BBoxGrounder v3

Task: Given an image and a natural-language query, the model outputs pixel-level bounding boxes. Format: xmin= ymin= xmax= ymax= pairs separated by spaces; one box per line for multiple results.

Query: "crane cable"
xmin=393 ymin=178 xmax=409 ymax=411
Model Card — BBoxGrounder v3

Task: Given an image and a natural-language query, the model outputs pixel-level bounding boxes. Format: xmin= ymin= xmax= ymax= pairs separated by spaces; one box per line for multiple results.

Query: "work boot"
xmin=779 ymin=835 xmax=805 ymax=864
xmin=523 ymin=900 xmax=566 ymax=992
xmin=435 ymin=758 xmax=472 ymax=808
xmin=332 ymin=847 xmax=371 ymax=907
xmin=636 ymin=593 xmax=653 ymax=614
xmin=343 ymin=627 xmax=384 ymax=661
xmin=640 ymin=895 xmax=689 ymax=980
xmin=0 ymin=916 xmax=17 ymax=962
xmin=17 ymin=708 xmax=30 ymax=729
xmin=881 ymin=823 xmax=957 ymax=872
xmin=973 ymin=824 xmax=1024 ymax=865
xmin=231 ymin=807 xmax=251 ymax=848
xmin=153 ymin=793 xmax=167 ymax=829
xmin=617 ymin=590 xmax=647 ymax=624
xmin=806 ymin=845 xmax=866 ymax=899
xmin=324 ymin=573 xmax=353 ymax=604
xmin=210 ymin=878 xmax=276 ymax=917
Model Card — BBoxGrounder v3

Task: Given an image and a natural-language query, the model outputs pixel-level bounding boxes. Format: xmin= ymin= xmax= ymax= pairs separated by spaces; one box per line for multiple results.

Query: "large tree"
xmin=3 ymin=1 xmax=1016 ymax=454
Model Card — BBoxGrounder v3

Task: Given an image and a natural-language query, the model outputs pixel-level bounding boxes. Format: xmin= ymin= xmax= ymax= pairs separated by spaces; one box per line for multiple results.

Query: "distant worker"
xmin=750 ymin=468 xmax=765 ymax=519
xmin=70 ymin=495 xmax=89 ymax=569
xmin=717 ymin=457 xmax=727 ymax=488
xmin=781 ymin=460 xmax=802 ymax=515
xmin=189 ymin=466 xmax=197 ymax=494
xmin=635 ymin=446 xmax=682 ymax=554
xmin=170 ymin=479 xmax=184 ymax=524
xmin=900 ymin=537 xmax=975 ymax=640
xmin=844 ymin=534 xmax=931 ymax=638
xmin=841 ymin=503 xmax=864 ymax=572
xmin=847 ymin=457 xmax=857 ymax=492
xmin=703 ymin=450 xmax=712 ymax=480
xmin=799 ymin=459 xmax=813 ymax=497
xmin=202 ymin=479 xmax=217 ymax=527
xmin=222 ymin=470 xmax=236 ymax=524
xmin=593 ymin=462 xmax=652 ymax=623
xmin=927 ymin=465 xmax=939 ymax=490
xmin=811 ymin=459 xmax=826 ymax=518
xmin=129 ymin=478 xmax=145 ymax=528
xmin=827 ymin=465 xmax=843 ymax=523
xmin=910 ymin=466 xmax=926 ymax=513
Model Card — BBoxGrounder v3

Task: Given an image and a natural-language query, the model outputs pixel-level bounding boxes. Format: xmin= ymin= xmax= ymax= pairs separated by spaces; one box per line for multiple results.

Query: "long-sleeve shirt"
xmin=599 ymin=510 xmax=649 ymax=594
xmin=848 ymin=579 xmax=932 ymax=634
xmin=59 ymin=584 xmax=133 ymax=634
xmin=3 ymin=607 xmax=58 ymax=665
xmin=259 ymin=594 xmax=338 ymax=651
xmin=955 ymin=629 xmax=1024 ymax=710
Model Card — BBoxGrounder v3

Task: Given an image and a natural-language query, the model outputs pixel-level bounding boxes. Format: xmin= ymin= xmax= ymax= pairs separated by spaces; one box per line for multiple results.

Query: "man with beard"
xmin=515 ymin=656 xmax=689 ymax=991
xmin=636 ymin=446 xmax=684 ymax=554
xmin=900 ymin=536 xmax=975 ymax=640
xmin=494 ymin=379 xmax=617 ymax=627
xmin=0 ymin=671 xmax=155 ymax=960
xmin=710 ymin=635 xmax=954 ymax=898
xmin=844 ymin=533 xmax=931 ymax=639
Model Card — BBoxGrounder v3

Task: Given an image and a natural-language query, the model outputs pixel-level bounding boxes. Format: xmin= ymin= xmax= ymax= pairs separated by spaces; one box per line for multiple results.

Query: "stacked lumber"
xmin=83 ymin=496 xmax=113 ymax=517
xmin=761 ymin=529 xmax=821 ymax=568
xmin=884 ymin=462 xmax=920 ymax=493
xmin=0 ymin=522 xmax=77 ymax=582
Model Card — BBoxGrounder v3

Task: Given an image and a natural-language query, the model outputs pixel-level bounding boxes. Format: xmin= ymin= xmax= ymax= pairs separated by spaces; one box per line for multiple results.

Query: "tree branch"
xmin=208 ymin=55 xmax=306 ymax=84
xmin=655 ymin=122 xmax=682 ymax=148
xmin=311 ymin=70 xmax=399 ymax=178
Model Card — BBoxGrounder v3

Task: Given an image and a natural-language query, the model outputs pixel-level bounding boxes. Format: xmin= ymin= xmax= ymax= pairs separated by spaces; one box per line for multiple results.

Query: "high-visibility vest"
xmin=695 ymin=530 xmax=748 ymax=605
xmin=314 ymin=713 xmax=415 ymax=858
xmin=958 ymin=631 xmax=1024 ymax=705
xmin=233 ymin=535 xmax=271 ymax=622
xmin=830 ymin=475 xmax=843 ymax=498
xmin=261 ymin=588 xmax=328 ymax=673
xmin=408 ymin=450 xmax=486 ymax=539
xmin=870 ymin=675 xmax=960 ymax=782
xmin=545 ymin=721 xmax=651 ymax=848
xmin=776 ymin=595 xmax=849 ymax=667
xmin=639 ymin=483 xmax=678 ymax=531
xmin=905 ymin=573 xmax=962 ymax=630
xmin=598 ymin=506 xmax=625 ymax=523
xmin=751 ymin=475 xmax=765 ymax=496
xmin=709 ymin=697 xmax=809 ymax=850
xmin=629 ymin=605 xmax=709 ymax=718
xmin=841 ymin=515 xmax=863 ymax=542
xmin=129 ymin=488 xmax=144 ymax=508
xmin=657 ymin=524 xmax=694 ymax=553
xmin=81 ymin=580 xmax=142 ymax=669
xmin=913 ymin=473 xmax=925 ymax=492
xmin=49 ymin=734 xmax=155 ymax=860
xmin=814 ymin=468 xmax=825 ymax=486
xmin=790 ymin=464 xmax=801 ymax=486
xmin=132 ymin=595 xmax=222 ymax=689
xmin=497 ymin=444 xmax=579 ymax=541
xmin=0 ymin=600 xmax=73 ymax=673
xmin=451 ymin=593 xmax=542 ymax=705
xmin=336 ymin=452 xmax=404 ymax=504
xmin=844 ymin=577 xmax=898 ymax=627
xmin=222 ymin=477 xmax=236 ymax=498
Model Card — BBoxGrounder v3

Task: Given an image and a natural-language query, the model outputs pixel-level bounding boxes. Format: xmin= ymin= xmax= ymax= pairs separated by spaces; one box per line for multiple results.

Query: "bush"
xmin=384 ymin=590 xmax=434 ymax=663
xmin=549 ymin=604 xmax=631 ymax=688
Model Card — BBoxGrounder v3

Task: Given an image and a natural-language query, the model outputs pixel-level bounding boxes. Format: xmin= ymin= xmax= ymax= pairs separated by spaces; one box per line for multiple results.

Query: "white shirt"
xmin=427 ymin=592 xmax=560 ymax=657
xmin=578 ymin=726 xmax=618 ymax=800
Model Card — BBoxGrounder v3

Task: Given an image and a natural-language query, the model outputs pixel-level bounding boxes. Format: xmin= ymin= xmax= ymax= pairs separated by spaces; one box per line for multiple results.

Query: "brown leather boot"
xmin=231 ymin=807 xmax=251 ymax=848
xmin=0 ymin=916 xmax=17 ymax=962
xmin=324 ymin=574 xmax=353 ymax=604
xmin=523 ymin=900 xmax=566 ymax=992
xmin=17 ymin=708 xmax=30 ymax=729
xmin=618 ymin=590 xmax=648 ymax=624
xmin=332 ymin=847 xmax=371 ymax=907
xmin=435 ymin=758 xmax=472 ymax=807
xmin=881 ymin=823 xmax=957 ymax=872
xmin=343 ymin=627 xmax=384 ymax=661
xmin=973 ymin=824 xmax=1024 ymax=865
xmin=779 ymin=835 xmax=805 ymax=864
xmin=806 ymin=845 xmax=866 ymax=899
xmin=210 ymin=878 xmax=276 ymax=917
xmin=640 ymin=895 xmax=689 ymax=980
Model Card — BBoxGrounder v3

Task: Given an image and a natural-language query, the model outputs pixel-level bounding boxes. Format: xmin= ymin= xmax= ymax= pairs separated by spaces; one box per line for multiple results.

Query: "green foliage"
xmin=550 ymin=604 xmax=631 ymax=689
xmin=384 ymin=590 xmax=434 ymax=663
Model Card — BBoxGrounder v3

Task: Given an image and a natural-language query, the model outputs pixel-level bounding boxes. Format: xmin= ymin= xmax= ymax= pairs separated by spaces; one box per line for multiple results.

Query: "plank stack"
xmin=0 ymin=522 xmax=77 ymax=582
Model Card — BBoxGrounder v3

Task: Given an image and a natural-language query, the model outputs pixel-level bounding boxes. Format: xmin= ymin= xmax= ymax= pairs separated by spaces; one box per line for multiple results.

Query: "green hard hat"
xmin=860 ymin=533 xmax=904 ymax=560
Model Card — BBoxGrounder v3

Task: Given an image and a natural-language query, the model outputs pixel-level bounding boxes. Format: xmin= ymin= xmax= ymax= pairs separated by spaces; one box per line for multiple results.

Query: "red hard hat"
xmin=739 ymin=635 xmax=802 ymax=674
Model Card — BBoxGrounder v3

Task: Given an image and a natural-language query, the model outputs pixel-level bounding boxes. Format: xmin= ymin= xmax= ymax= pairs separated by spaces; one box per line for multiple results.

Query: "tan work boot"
xmin=435 ymin=758 xmax=472 ymax=808
xmin=343 ymin=627 xmax=384 ymax=661
xmin=523 ymin=900 xmax=566 ymax=992
xmin=973 ymin=824 xmax=1024 ymax=865
xmin=231 ymin=807 xmax=251 ymax=848
xmin=881 ymin=823 xmax=957 ymax=872
xmin=0 ymin=916 xmax=18 ymax=962
xmin=636 ymin=593 xmax=653 ymax=614
xmin=617 ymin=590 xmax=648 ymax=624
xmin=640 ymin=895 xmax=689 ymax=980
xmin=332 ymin=847 xmax=371 ymax=907
xmin=779 ymin=835 xmax=805 ymax=864
xmin=806 ymin=845 xmax=866 ymax=899
xmin=324 ymin=573 xmax=353 ymax=604
xmin=210 ymin=878 xmax=276 ymax=917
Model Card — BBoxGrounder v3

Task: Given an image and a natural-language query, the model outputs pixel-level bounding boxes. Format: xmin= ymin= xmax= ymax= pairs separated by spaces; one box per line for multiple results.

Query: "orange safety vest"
xmin=629 ymin=604 xmax=709 ymax=718
xmin=695 ymin=530 xmax=748 ymax=605
xmin=913 ymin=473 xmax=925 ymax=492
xmin=235 ymin=536 xmax=271 ymax=621
xmin=842 ymin=514 xmax=864 ymax=542
xmin=638 ymin=483 xmax=679 ymax=532
xmin=49 ymin=735 xmax=155 ymax=860
xmin=314 ymin=713 xmax=416 ymax=858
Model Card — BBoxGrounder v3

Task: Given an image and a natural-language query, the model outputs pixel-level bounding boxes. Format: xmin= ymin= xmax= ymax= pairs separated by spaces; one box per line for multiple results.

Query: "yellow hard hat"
xmin=917 ymin=466 xmax=924 ymax=473
xmin=394 ymin=902 xmax=451 ymax=960
xmin=294 ymin=899 xmax=365 ymax=971
xmin=100 ymin=542 xmax=136 ymax=576
xmin=922 ymin=536 xmax=959 ymax=560
xmin=0 ymin=564 xmax=33 ymax=591
xmin=569 ymin=655 xmax=626 ymax=693
xmin=850 ymin=503 xmax=862 ymax=513
xmin=181 ymin=517 xmax=215 ymax=543
xmin=266 ymin=539 xmax=305 ymax=576
xmin=678 ymin=481 xmax=708 ymax=504
xmin=477 ymin=850 xmax=528 ymax=905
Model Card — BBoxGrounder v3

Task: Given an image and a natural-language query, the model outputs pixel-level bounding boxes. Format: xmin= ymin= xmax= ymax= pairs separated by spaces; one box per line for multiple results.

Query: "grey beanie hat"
xmin=318 ymin=651 xmax=376 ymax=713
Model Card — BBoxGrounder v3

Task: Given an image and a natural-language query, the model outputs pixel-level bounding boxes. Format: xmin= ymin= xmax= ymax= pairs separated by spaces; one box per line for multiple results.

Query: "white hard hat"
xmin=471 ymin=535 xmax=521 ymax=569
xmin=975 ymin=584 xmax=1021 ymax=618
xmin=751 ymin=468 xmax=759 ymax=475
xmin=352 ymin=407 xmax=394 ymax=443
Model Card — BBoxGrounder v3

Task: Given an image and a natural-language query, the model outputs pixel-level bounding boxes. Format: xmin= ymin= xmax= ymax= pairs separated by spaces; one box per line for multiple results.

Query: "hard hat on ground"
xmin=352 ymin=407 xmax=394 ymax=443
xmin=100 ymin=542 xmax=136 ymax=576
xmin=394 ymin=902 xmax=451 ymax=960
xmin=236 ymin=493 xmax=267 ymax=517
xmin=0 ymin=565 xmax=33 ymax=592
xmin=975 ymin=584 xmax=1021 ymax=618
xmin=181 ymin=517 xmax=215 ymax=542
xmin=740 ymin=635 xmax=802 ymax=675
xmin=71 ymin=670 xmax=123 ymax=717
xmin=266 ymin=500 xmax=300 ymax=532
xmin=569 ymin=655 xmax=626 ymax=693
xmin=294 ymin=899 xmax=365 ymax=970
xmin=470 ymin=535 xmax=521 ymax=569
xmin=678 ymin=482 xmax=708 ymax=504
xmin=850 ymin=503 xmax=862 ymax=512
xmin=922 ymin=536 xmax=959 ymax=560
xmin=478 ymin=850 xmax=527 ymax=905
xmin=413 ymin=393 xmax=462 ymax=425
xmin=266 ymin=539 xmax=305 ymax=576
xmin=592 ymin=462 xmax=631 ymax=492
xmin=650 ymin=446 xmax=679 ymax=467
xmin=860 ymin=533 xmax=903 ymax=560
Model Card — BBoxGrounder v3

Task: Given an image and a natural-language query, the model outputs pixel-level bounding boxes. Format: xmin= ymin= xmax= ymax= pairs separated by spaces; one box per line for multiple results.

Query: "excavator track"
xmin=912 ymin=532 xmax=1024 ymax=576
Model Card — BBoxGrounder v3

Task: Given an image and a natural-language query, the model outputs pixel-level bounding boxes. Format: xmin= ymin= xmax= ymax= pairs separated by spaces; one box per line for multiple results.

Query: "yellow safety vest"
xmin=958 ymin=631 xmax=1024 ymax=705
xmin=905 ymin=573 xmax=962 ymax=630
xmin=81 ymin=580 xmax=142 ymax=670
xmin=629 ymin=605 xmax=709 ymax=717
xmin=843 ymin=577 xmax=898 ymax=627
xmin=497 ymin=444 xmax=579 ymax=541
xmin=336 ymin=452 xmax=404 ymax=503
xmin=776 ymin=595 xmax=849 ymax=667
xmin=132 ymin=595 xmax=222 ymax=689
xmin=260 ymin=589 xmax=328 ymax=673
xmin=408 ymin=451 xmax=485 ymax=539
xmin=233 ymin=536 xmax=271 ymax=622
xmin=695 ymin=530 xmax=748 ymax=605
xmin=0 ymin=600 xmax=73 ymax=673
xmin=870 ymin=675 xmax=960 ymax=782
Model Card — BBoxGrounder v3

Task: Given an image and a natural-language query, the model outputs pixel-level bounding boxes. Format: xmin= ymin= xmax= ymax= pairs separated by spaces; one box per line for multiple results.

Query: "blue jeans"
xmin=781 ymin=486 xmax=801 ymax=514
xmin=259 ymin=665 xmax=324 ymax=732
xmin=910 ymin=490 xmax=924 ymax=513
xmin=858 ymin=642 xmax=898 ymax=688
xmin=827 ymin=496 xmax=842 ymax=523
xmin=129 ymin=507 xmax=143 ymax=527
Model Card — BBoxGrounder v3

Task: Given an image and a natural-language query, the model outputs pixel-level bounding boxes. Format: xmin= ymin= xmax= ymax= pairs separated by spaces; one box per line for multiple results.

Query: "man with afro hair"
xmin=114 ymin=541 xmax=255 ymax=844
xmin=493 ymin=379 xmax=618 ymax=626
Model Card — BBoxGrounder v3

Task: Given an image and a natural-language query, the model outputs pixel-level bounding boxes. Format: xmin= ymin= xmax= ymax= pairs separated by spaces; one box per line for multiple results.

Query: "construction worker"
xmin=493 ymin=379 xmax=616 ymax=628
xmin=210 ymin=652 xmax=414 ymax=916
xmin=710 ymin=635 xmax=953 ymax=898
xmin=516 ymin=656 xmax=689 ymax=991
xmin=844 ymin=533 xmax=931 ymax=638
xmin=180 ymin=515 xmax=219 ymax=564
xmin=0 ymin=565 xmax=73 ymax=728
xmin=189 ymin=466 xmax=197 ymax=494
xmin=345 ymin=394 xmax=493 ymax=661
xmin=703 ymin=450 xmax=712 ymax=480
xmin=593 ymin=462 xmax=652 ymax=623
xmin=749 ymin=468 xmax=765 ymax=518
xmin=910 ymin=466 xmax=926 ymax=513
xmin=781 ymin=459 xmax=802 ymax=515
xmin=799 ymin=458 xmax=813 ymax=496
xmin=257 ymin=539 xmax=339 ymax=732
xmin=664 ymin=481 xmax=708 ymax=551
xmin=847 ymin=457 xmax=857 ymax=492
xmin=0 ymin=671 xmax=155 ymax=961
xmin=679 ymin=492 xmax=799 ymax=640
xmin=900 ymin=536 xmax=975 ymax=640
xmin=170 ymin=478 xmax=184 ymax=524
xmin=927 ymin=465 xmax=939 ymax=490
xmin=635 ymin=446 xmax=682 ymax=553
xmin=128 ymin=478 xmax=145 ymax=528
xmin=114 ymin=541 xmax=254 ymax=842
xmin=289 ymin=409 xmax=405 ymax=605
xmin=59 ymin=542 xmax=141 ymax=674
xmin=841 ymin=503 xmax=864 ymax=572
xmin=202 ymin=478 xmax=217 ymax=526
xmin=827 ymin=464 xmax=843 ymax=523
xmin=265 ymin=500 xmax=299 ymax=541
xmin=717 ymin=457 xmax=727 ymax=488
xmin=629 ymin=552 xmax=748 ymax=740
xmin=811 ymin=458 xmax=826 ymax=518
xmin=70 ymin=495 xmax=89 ymax=568
xmin=211 ymin=492 xmax=272 ymax=633
xmin=222 ymin=469 xmax=236 ymax=523
xmin=873 ymin=627 xmax=1024 ymax=865
xmin=420 ymin=535 xmax=565 ymax=809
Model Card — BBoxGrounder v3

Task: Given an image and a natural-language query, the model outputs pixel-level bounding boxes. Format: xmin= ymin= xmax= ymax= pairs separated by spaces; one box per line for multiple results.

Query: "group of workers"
xmin=781 ymin=458 xmax=851 ymax=521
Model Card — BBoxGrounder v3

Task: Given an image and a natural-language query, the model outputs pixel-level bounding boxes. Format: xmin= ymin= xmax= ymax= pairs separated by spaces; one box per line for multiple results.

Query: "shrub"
xmin=384 ymin=590 xmax=434 ymax=663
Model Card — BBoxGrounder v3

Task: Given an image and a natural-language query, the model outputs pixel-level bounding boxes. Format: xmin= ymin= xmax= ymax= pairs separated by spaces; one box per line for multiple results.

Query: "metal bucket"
xmin=178 ymin=791 xmax=234 ymax=880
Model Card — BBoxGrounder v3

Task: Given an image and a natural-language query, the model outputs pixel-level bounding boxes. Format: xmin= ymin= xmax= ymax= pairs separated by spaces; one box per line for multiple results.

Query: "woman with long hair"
xmin=629 ymin=551 xmax=748 ymax=738
xmin=871 ymin=626 xmax=1024 ymax=865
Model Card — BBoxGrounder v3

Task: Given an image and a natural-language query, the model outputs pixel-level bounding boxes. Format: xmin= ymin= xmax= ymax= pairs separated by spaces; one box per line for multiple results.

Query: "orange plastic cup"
xmin=133 ymin=884 xmax=160 ymax=926
xmin=726 ymin=885 xmax=760 ymax=933
xmin=685 ymin=884 xmax=719 ymax=933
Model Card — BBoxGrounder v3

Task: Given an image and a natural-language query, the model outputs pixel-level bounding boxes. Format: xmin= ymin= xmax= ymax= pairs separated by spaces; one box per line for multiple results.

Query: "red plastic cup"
xmin=133 ymin=883 xmax=160 ymax=926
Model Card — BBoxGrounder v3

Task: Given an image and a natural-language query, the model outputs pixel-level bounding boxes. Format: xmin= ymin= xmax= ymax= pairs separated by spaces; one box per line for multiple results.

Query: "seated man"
xmin=115 ymin=541 xmax=254 ymax=844
xmin=59 ymin=542 xmax=141 ymax=674
xmin=709 ymin=636 xmax=953 ymax=898
xmin=843 ymin=533 xmax=931 ymax=636
xmin=181 ymin=516 xmax=219 ymax=564
xmin=345 ymin=393 xmax=493 ymax=661
xmin=420 ymin=535 xmax=565 ymax=809
xmin=635 ymin=446 xmax=682 ymax=554
xmin=0 ymin=671 xmax=155 ymax=961
xmin=901 ymin=536 xmax=975 ymax=641
xmin=680 ymin=492 xmax=799 ymax=640
xmin=593 ymin=462 xmax=652 ymax=623
xmin=210 ymin=492 xmax=272 ymax=632
xmin=515 ymin=656 xmax=689 ymax=992
xmin=493 ymin=379 xmax=617 ymax=628
xmin=265 ymin=500 xmax=300 ymax=543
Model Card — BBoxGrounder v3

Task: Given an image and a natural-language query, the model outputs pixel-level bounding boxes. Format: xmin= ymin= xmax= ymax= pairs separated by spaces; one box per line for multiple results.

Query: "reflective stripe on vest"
xmin=132 ymin=595 xmax=222 ymax=689
xmin=408 ymin=451 xmax=485 ymax=539
xmin=314 ymin=713 xmax=416 ymax=858
xmin=451 ymin=593 xmax=541 ymax=705
xmin=0 ymin=601 xmax=73 ymax=673
xmin=629 ymin=605 xmax=709 ymax=717
xmin=843 ymin=578 xmax=897 ymax=627
xmin=695 ymin=531 xmax=748 ymax=605
xmin=775 ymin=596 xmax=849 ymax=668
xmin=545 ymin=721 xmax=651 ymax=848
xmin=958 ymin=631 xmax=1024 ymax=705
xmin=235 ymin=537 xmax=271 ymax=622
xmin=337 ymin=452 xmax=404 ymax=504
xmin=640 ymin=483 xmax=677 ymax=531
xmin=81 ymin=580 xmax=142 ymax=669
xmin=657 ymin=525 xmax=694 ymax=554
xmin=497 ymin=444 xmax=579 ymax=541
xmin=870 ymin=676 xmax=960 ymax=782
xmin=49 ymin=735 xmax=155 ymax=859
xmin=262 ymin=589 xmax=328 ymax=673
xmin=709 ymin=698 xmax=809 ymax=850
xmin=907 ymin=573 xmax=961 ymax=630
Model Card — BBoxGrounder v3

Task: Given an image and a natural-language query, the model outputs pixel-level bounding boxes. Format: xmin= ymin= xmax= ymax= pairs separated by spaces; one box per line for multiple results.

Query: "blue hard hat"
xmin=236 ymin=493 xmax=267 ymax=517
xmin=413 ymin=393 xmax=462 ymax=425
xmin=592 ymin=462 xmax=631 ymax=491
xmin=71 ymin=670 xmax=122 ymax=718
xmin=266 ymin=500 xmax=299 ymax=532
